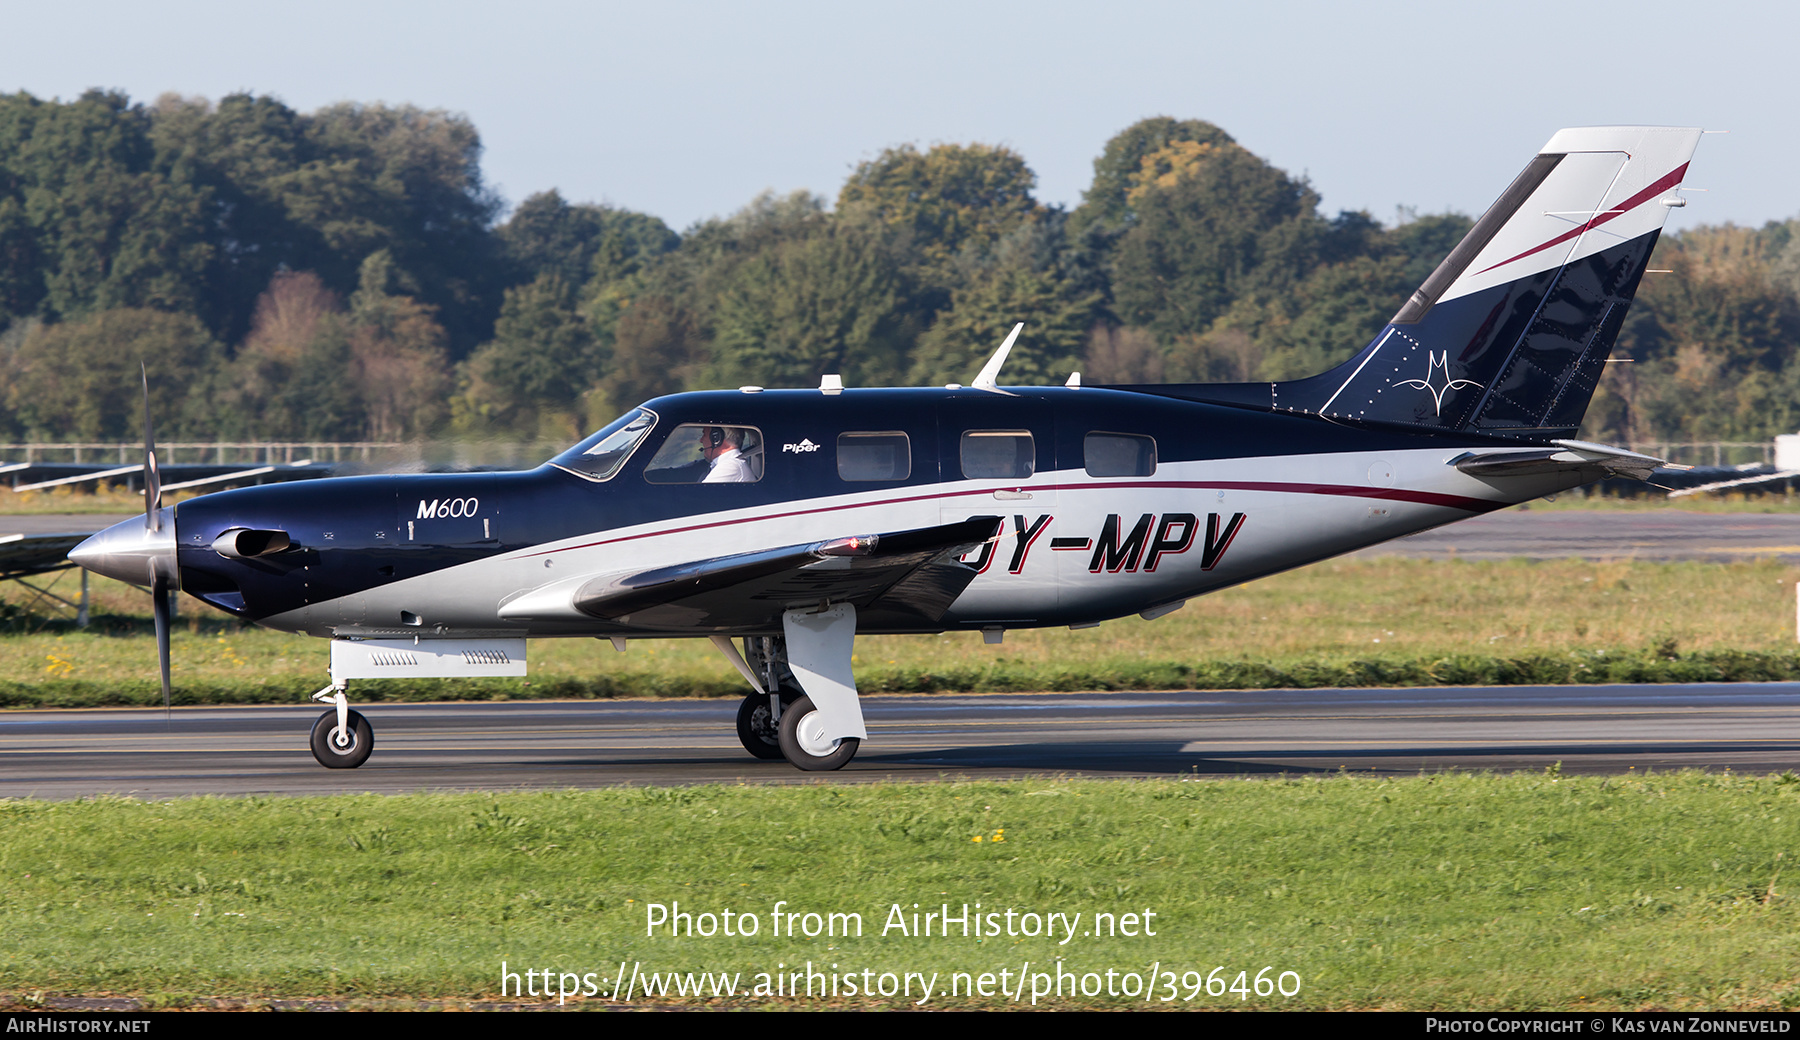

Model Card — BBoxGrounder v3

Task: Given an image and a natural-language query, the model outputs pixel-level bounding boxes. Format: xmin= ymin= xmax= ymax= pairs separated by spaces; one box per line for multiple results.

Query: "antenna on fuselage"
xmin=971 ymin=323 xmax=1024 ymax=393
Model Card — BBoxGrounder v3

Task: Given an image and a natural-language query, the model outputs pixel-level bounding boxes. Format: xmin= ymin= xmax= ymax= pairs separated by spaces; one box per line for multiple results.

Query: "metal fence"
xmin=1624 ymin=443 xmax=1774 ymax=469
xmin=0 ymin=441 xmax=414 ymax=465
xmin=0 ymin=439 xmax=572 ymax=471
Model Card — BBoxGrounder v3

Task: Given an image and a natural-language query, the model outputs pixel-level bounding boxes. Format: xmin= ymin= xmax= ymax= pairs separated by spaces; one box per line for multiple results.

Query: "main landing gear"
xmin=727 ymin=615 xmax=866 ymax=771
xmin=778 ymin=694 xmax=859 ymax=772
xmin=734 ymin=636 xmax=801 ymax=760
xmin=736 ymin=686 xmax=858 ymax=769
xmin=736 ymin=690 xmax=799 ymax=760
xmin=309 ymin=683 xmax=373 ymax=769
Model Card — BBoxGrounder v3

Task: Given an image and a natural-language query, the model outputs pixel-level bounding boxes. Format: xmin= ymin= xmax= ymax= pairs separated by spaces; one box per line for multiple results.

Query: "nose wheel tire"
xmin=310 ymin=709 xmax=373 ymax=769
xmin=736 ymin=689 xmax=800 ymax=760
xmin=777 ymin=694 xmax=859 ymax=771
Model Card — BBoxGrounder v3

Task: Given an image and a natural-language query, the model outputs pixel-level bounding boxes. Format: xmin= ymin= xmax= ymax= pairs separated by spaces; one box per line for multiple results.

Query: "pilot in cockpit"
xmin=702 ymin=426 xmax=754 ymax=483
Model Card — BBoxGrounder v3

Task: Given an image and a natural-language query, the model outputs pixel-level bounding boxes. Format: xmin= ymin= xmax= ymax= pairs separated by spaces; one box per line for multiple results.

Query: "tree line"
xmin=0 ymin=89 xmax=1792 ymax=447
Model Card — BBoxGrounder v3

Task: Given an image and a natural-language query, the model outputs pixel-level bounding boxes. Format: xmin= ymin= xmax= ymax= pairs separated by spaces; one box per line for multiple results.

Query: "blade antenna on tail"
xmin=142 ymin=363 xmax=171 ymax=724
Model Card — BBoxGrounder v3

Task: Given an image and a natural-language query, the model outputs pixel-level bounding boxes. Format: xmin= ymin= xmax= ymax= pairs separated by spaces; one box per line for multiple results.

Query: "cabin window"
xmin=838 ymin=432 xmax=911 ymax=482
xmin=549 ymin=408 xmax=656 ymax=482
xmin=960 ymin=430 xmax=1035 ymax=480
xmin=644 ymin=424 xmax=764 ymax=484
xmin=1084 ymin=432 xmax=1156 ymax=477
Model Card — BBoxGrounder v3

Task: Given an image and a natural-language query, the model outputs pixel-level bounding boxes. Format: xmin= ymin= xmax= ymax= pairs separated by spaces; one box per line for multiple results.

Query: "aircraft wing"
xmin=570 ymin=516 xmax=1003 ymax=632
xmin=0 ymin=533 xmax=89 ymax=581
xmin=1666 ymin=469 xmax=1800 ymax=499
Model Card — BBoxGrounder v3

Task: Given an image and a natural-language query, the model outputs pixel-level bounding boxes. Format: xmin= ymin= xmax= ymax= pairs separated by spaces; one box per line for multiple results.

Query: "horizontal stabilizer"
xmin=1452 ymin=439 xmax=1664 ymax=482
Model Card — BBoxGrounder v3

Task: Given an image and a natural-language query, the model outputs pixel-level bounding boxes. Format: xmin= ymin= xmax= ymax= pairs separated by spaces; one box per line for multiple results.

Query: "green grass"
xmin=4 ymin=557 xmax=1800 ymax=707
xmin=3 ymin=773 xmax=1799 ymax=1009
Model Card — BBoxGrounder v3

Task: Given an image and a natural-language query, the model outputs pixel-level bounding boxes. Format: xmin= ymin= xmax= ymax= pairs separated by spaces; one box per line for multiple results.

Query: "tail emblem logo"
xmin=1397 ymin=352 xmax=1480 ymax=416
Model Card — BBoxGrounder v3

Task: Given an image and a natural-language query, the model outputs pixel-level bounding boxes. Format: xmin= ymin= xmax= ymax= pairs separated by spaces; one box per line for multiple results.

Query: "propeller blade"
xmin=142 ymin=364 xmax=173 ymax=724
xmin=152 ymin=574 xmax=172 ymax=724
xmin=141 ymin=362 xmax=161 ymax=531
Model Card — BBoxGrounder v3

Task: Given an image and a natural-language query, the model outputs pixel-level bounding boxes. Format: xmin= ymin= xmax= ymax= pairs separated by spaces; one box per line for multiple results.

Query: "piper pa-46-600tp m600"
xmin=70 ymin=126 xmax=1703 ymax=771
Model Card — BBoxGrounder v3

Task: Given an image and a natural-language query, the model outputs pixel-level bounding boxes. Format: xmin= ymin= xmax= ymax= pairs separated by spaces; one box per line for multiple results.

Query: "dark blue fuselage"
xmin=172 ymin=386 xmax=1515 ymax=626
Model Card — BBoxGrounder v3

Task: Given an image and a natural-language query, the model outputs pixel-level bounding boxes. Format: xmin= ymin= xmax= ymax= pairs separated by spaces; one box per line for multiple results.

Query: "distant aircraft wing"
xmin=0 ymin=533 xmax=89 ymax=581
xmin=570 ymin=516 xmax=1004 ymax=631
xmin=1665 ymin=469 xmax=1800 ymax=499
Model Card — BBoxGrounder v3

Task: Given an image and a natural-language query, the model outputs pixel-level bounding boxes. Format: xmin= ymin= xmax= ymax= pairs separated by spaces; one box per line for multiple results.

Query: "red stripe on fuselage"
xmin=514 ymin=479 xmax=1504 ymax=560
xmin=1473 ymin=163 xmax=1688 ymax=276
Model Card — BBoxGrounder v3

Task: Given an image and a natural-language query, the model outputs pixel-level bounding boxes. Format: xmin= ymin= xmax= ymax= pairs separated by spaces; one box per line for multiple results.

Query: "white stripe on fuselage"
xmin=261 ymin=446 xmax=1589 ymax=637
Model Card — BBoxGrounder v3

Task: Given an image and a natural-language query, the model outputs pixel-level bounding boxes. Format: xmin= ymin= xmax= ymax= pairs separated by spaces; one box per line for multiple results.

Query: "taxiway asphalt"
xmin=1350 ymin=507 xmax=1800 ymax=561
xmin=3 ymin=685 xmax=1797 ymax=799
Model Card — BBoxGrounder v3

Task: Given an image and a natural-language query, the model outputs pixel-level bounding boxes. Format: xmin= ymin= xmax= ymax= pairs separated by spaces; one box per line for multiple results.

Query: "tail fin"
xmin=1278 ymin=126 xmax=1702 ymax=439
xmin=1122 ymin=127 xmax=1703 ymax=442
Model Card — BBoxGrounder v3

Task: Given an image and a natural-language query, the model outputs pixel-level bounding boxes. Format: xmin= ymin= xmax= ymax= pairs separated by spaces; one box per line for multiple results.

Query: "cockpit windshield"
xmin=549 ymin=408 xmax=658 ymax=481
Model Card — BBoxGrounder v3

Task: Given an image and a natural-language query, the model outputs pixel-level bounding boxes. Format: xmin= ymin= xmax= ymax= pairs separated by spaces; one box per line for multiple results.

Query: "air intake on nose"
xmin=212 ymin=528 xmax=292 ymax=559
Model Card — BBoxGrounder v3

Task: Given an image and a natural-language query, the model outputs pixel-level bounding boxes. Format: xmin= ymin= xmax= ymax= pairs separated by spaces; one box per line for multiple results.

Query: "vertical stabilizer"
xmin=1274 ymin=126 xmax=1701 ymax=440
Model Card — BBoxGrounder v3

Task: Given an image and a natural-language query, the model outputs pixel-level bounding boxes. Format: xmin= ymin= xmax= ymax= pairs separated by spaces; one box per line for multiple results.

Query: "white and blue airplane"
xmin=69 ymin=126 xmax=1702 ymax=771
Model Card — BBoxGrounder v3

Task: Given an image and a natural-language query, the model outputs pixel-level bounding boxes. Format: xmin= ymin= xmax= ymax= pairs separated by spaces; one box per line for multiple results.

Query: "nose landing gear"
xmin=310 ymin=708 xmax=373 ymax=768
xmin=309 ymin=684 xmax=373 ymax=769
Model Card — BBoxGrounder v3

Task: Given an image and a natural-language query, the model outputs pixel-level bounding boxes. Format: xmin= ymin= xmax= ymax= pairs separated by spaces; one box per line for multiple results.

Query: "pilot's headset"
xmin=706 ymin=426 xmax=726 ymax=448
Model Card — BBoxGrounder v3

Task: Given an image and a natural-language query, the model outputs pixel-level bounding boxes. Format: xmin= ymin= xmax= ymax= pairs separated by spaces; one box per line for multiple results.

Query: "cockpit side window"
xmin=644 ymin=424 xmax=764 ymax=484
xmin=549 ymin=409 xmax=657 ymax=482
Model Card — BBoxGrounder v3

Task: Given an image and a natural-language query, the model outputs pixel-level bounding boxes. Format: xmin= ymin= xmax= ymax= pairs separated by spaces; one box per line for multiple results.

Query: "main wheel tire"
xmin=310 ymin=708 xmax=373 ymax=769
xmin=776 ymin=694 xmax=860 ymax=771
xmin=735 ymin=688 xmax=799 ymax=760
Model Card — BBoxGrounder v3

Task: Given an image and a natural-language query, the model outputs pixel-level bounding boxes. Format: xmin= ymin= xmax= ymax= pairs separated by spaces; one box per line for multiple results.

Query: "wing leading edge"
xmin=570 ymin=516 xmax=1004 ymax=632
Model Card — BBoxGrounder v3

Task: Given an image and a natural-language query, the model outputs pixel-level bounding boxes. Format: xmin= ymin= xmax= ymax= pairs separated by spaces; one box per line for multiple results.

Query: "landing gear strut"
xmin=735 ymin=637 xmax=800 ymax=760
